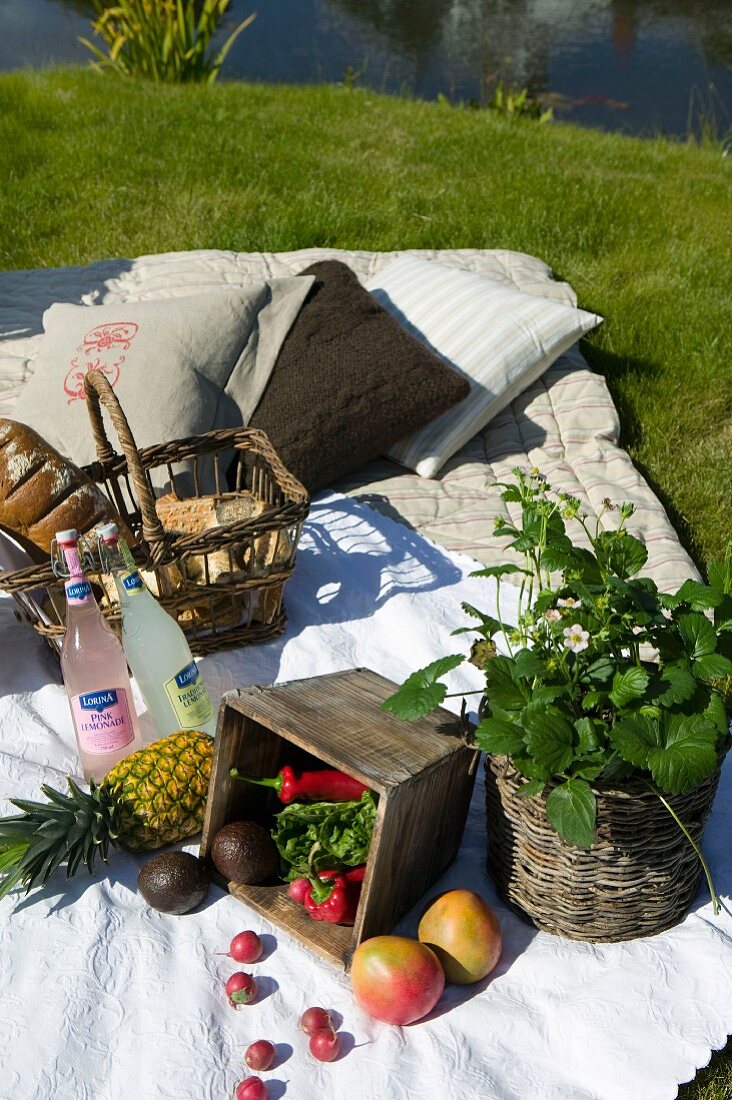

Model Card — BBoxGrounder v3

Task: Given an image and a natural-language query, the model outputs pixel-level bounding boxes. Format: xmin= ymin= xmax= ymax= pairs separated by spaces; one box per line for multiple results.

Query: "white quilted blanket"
xmin=0 ymin=246 xmax=699 ymax=593
xmin=0 ymin=496 xmax=730 ymax=1100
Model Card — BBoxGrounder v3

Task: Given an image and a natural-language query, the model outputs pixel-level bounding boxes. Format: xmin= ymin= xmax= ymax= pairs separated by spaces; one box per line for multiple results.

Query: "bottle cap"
xmin=97 ymin=523 xmax=119 ymax=542
xmin=55 ymin=529 xmax=79 ymax=546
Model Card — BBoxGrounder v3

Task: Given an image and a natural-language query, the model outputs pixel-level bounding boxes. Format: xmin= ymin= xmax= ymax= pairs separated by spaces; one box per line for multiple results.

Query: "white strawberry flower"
xmin=557 ymin=596 xmax=582 ymax=609
xmin=544 ymin=609 xmax=562 ymax=623
xmin=563 ymin=624 xmax=590 ymax=653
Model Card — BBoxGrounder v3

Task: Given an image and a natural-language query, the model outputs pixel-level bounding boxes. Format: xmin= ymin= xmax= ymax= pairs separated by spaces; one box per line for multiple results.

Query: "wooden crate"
xmin=200 ymin=667 xmax=476 ymax=970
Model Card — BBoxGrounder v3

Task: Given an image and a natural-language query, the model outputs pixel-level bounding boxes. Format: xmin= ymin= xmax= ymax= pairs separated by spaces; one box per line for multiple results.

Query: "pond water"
xmin=1 ymin=0 xmax=730 ymax=137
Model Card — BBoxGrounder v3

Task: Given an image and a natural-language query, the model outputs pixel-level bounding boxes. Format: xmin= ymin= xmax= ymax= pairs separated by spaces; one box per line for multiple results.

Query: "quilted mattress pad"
xmin=0 ymin=246 xmax=698 ymax=592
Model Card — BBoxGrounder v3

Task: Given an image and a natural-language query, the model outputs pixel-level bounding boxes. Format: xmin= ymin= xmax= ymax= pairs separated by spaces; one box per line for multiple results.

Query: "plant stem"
xmin=644 ymin=780 xmax=721 ymax=915
xmin=496 ymin=579 xmax=513 ymax=657
xmin=444 ymin=690 xmax=485 ymax=698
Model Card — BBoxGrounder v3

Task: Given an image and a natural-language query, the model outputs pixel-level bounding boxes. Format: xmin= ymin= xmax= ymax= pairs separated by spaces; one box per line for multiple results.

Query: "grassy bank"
xmin=0 ymin=67 xmax=731 ymax=1097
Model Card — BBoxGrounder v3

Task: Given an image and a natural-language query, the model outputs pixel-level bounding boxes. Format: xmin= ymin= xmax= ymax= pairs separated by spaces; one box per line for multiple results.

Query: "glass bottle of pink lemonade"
xmin=57 ymin=529 xmax=142 ymax=781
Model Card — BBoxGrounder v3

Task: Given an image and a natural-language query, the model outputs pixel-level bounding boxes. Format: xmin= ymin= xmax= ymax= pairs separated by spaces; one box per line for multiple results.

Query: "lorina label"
xmin=121 ymin=570 xmax=144 ymax=595
xmin=164 ymin=661 xmax=214 ymax=728
xmin=65 ymin=579 xmax=93 ymax=604
xmin=71 ymin=687 xmax=136 ymax=755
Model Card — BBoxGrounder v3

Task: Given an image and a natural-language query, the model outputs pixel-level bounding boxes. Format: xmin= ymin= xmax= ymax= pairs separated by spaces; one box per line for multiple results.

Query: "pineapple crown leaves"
xmin=0 ymin=778 xmax=120 ymax=900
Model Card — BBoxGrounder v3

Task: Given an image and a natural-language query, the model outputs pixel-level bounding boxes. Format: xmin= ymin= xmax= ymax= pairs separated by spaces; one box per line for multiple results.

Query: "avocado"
xmin=137 ymin=852 xmax=209 ymax=914
xmin=211 ymin=820 xmax=279 ymax=885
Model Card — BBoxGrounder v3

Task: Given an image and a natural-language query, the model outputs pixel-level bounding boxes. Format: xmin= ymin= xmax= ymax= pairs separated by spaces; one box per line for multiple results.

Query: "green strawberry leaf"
xmin=574 ymin=717 xmax=603 ymax=753
xmin=485 ymin=657 xmax=531 ymax=712
xmin=677 ymin=612 xmax=717 ymax=660
xmin=703 ymin=691 xmax=730 ymax=735
xmin=474 ymin=718 xmax=525 ymax=756
xmin=647 ymin=715 xmax=720 ymax=794
xmin=609 ymin=666 xmax=650 ymax=708
xmin=610 ymin=714 xmax=660 ymax=769
xmin=545 ymin=780 xmax=596 ymax=848
xmin=693 ymin=653 xmax=732 ymax=681
xmin=582 ymin=656 xmax=615 ymax=684
xmin=599 ymin=755 xmax=637 ymax=783
xmin=570 ymin=761 xmax=605 ymax=781
xmin=516 ymin=778 xmax=545 ymax=798
xmin=595 ymin=530 xmax=648 ymax=579
xmin=468 ymin=564 xmax=530 ymax=580
xmin=457 ymin=604 xmax=502 ymax=639
xmin=512 ymin=649 xmax=546 ymax=679
xmin=381 ymin=655 xmax=465 ymax=720
xmin=522 ymin=710 xmax=575 ymax=774
xmin=581 ymin=689 xmax=608 ymax=711
xmin=531 ymin=684 xmax=569 ymax=705
xmin=664 ymin=579 xmax=723 ymax=611
xmin=658 ymin=659 xmax=698 ymax=705
xmin=512 ymin=755 xmax=552 ymax=783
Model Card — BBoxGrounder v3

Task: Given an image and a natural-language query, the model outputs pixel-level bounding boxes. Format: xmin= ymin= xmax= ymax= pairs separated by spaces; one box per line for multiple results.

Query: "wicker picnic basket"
xmin=484 ymin=750 xmax=727 ymax=942
xmin=0 ymin=370 xmax=309 ymax=656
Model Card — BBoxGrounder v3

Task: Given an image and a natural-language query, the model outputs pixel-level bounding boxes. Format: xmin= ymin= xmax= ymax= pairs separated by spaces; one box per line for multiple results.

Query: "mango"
xmin=417 ymin=889 xmax=502 ymax=985
xmin=350 ymin=935 xmax=445 ymax=1025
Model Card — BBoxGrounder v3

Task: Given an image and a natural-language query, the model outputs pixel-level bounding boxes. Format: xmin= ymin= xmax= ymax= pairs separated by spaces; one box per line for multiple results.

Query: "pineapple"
xmin=0 ymin=730 xmax=213 ymax=899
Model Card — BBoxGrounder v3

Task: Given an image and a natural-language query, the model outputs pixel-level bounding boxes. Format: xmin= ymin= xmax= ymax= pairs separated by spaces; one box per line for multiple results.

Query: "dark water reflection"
xmin=0 ymin=0 xmax=730 ymax=136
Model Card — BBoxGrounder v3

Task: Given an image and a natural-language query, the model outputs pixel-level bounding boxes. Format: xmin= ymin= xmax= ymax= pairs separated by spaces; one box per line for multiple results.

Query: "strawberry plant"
xmin=384 ymin=468 xmax=732 ymax=907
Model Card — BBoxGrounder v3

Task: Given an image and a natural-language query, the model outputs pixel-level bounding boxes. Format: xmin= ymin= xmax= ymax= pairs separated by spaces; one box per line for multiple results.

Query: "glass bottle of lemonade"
xmin=98 ymin=523 xmax=217 ymax=739
xmin=57 ymin=529 xmax=143 ymax=782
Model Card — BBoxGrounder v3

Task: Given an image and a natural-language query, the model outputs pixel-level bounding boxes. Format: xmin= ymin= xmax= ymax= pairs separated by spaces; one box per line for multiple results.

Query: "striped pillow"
xmin=366 ymin=255 xmax=602 ymax=478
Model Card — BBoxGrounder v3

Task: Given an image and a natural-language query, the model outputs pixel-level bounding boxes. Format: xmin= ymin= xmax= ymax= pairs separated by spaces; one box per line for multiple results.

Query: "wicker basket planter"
xmin=0 ymin=371 xmax=309 ymax=656
xmin=484 ymin=750 xmax=727 ymax=942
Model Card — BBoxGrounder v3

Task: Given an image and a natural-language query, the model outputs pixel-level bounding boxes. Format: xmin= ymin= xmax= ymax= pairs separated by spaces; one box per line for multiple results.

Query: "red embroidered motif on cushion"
xmin=64 ymin=322 xmax=139 ymax=404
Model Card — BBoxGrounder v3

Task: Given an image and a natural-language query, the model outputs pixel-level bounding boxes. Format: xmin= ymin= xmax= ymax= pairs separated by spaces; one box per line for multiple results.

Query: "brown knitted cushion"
xmin=248 ymin=260 xmax=470 ymax=492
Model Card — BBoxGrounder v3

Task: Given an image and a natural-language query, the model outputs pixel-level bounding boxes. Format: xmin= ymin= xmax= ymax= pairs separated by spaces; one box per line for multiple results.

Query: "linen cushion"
xmin=365 ymin=254 xmax=602 ymax=478
xmin=248 ymin=260 xmax=470 ymax=493
xmin=13 ymin=278 xmax=313 ymax=489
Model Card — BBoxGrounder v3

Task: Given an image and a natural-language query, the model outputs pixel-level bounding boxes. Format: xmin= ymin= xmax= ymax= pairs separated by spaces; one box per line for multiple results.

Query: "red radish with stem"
xmin=225 ymin=972 xmax=257 ymax=1007
xmin=245 ymin=1040 xmax=275 ymax=1072
xmin=218 ymin=930 xmax=262 ymax=963
xmin=309 ymin=1027 xmax=341 ymax=1062
xmin=299 ymin=1006 xmax=332 ymax=1035
xmin=235 ymin=1077 xmax=267 ymax=1100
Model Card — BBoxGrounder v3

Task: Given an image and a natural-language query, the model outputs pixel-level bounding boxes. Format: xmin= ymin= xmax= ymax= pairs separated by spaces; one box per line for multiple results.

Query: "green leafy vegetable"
xmin=272 ymin=791 xmax=377 ymax=880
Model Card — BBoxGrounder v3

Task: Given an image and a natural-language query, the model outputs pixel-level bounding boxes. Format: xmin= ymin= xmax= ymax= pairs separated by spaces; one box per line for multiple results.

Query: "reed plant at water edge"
xmin=81 ymin=0 xmax=255 ymax=83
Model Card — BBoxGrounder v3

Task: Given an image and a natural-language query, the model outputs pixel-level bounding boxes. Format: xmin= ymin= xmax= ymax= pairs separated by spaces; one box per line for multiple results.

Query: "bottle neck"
xmin=62 ymin=542 xmax=84 ymax=581
xmin=103 ymin=541 xmax=126 ymax=575
xmin=62 ymin=543 xmax=96 ymax=610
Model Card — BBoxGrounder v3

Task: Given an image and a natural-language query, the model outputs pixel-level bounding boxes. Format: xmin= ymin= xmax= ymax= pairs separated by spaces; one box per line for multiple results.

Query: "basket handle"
xmin=83 ymin=369 xmax=168 ymax=554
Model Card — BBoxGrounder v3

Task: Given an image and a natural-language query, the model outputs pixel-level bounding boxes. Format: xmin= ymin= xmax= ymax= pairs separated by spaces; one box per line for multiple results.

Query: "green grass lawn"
xmin=0 ymin=67 xmax=731 ymax=1097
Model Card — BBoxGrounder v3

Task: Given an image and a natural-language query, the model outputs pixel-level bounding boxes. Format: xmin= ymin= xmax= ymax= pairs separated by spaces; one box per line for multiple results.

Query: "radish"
xmin=218 ymin=930 xmax=262 ymax=964
xmin=245 ymin=1040 xmax=275 ymax=1072
xmin=299 ymin=1006 xmax=332 ymax=1035
xmin=225 ymin=972 xmax=257 ymax=1007
xmin=235 ymin=1077 xmax=267 ymax=1100
xmin=309 ymin=1027 xmax=341 ymax=1062
xmin=287 ymin=878 xmax=310 ymax=904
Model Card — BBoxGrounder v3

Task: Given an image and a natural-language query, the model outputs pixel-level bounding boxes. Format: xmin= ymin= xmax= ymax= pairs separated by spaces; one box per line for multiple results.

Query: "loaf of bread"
xmin=0 ymin=418 xmax=133 ymax=559
xmin=155 ymin=491 xmax=293 ymax=626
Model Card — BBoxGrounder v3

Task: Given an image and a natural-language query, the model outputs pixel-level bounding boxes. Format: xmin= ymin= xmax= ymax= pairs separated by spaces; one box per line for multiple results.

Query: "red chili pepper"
xmin=230 ymin=765 xmax=367 ymax=804
xmin=303 ymin=866 xmax=366 ymax=925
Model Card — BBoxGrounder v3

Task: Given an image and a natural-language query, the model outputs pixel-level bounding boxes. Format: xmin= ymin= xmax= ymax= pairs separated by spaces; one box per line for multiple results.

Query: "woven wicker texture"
xmin=0 ymin=370 xmax=309 ymax=656
xmin=484 ymin=753 xmax=725 ymax=941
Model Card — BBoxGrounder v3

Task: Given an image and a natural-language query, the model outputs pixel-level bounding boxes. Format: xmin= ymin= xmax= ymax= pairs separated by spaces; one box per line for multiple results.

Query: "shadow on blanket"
xmin=205 ymin=494 xmax=465 ymax=693
xmin=0 ymin=258 xmax=135 ymax=341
